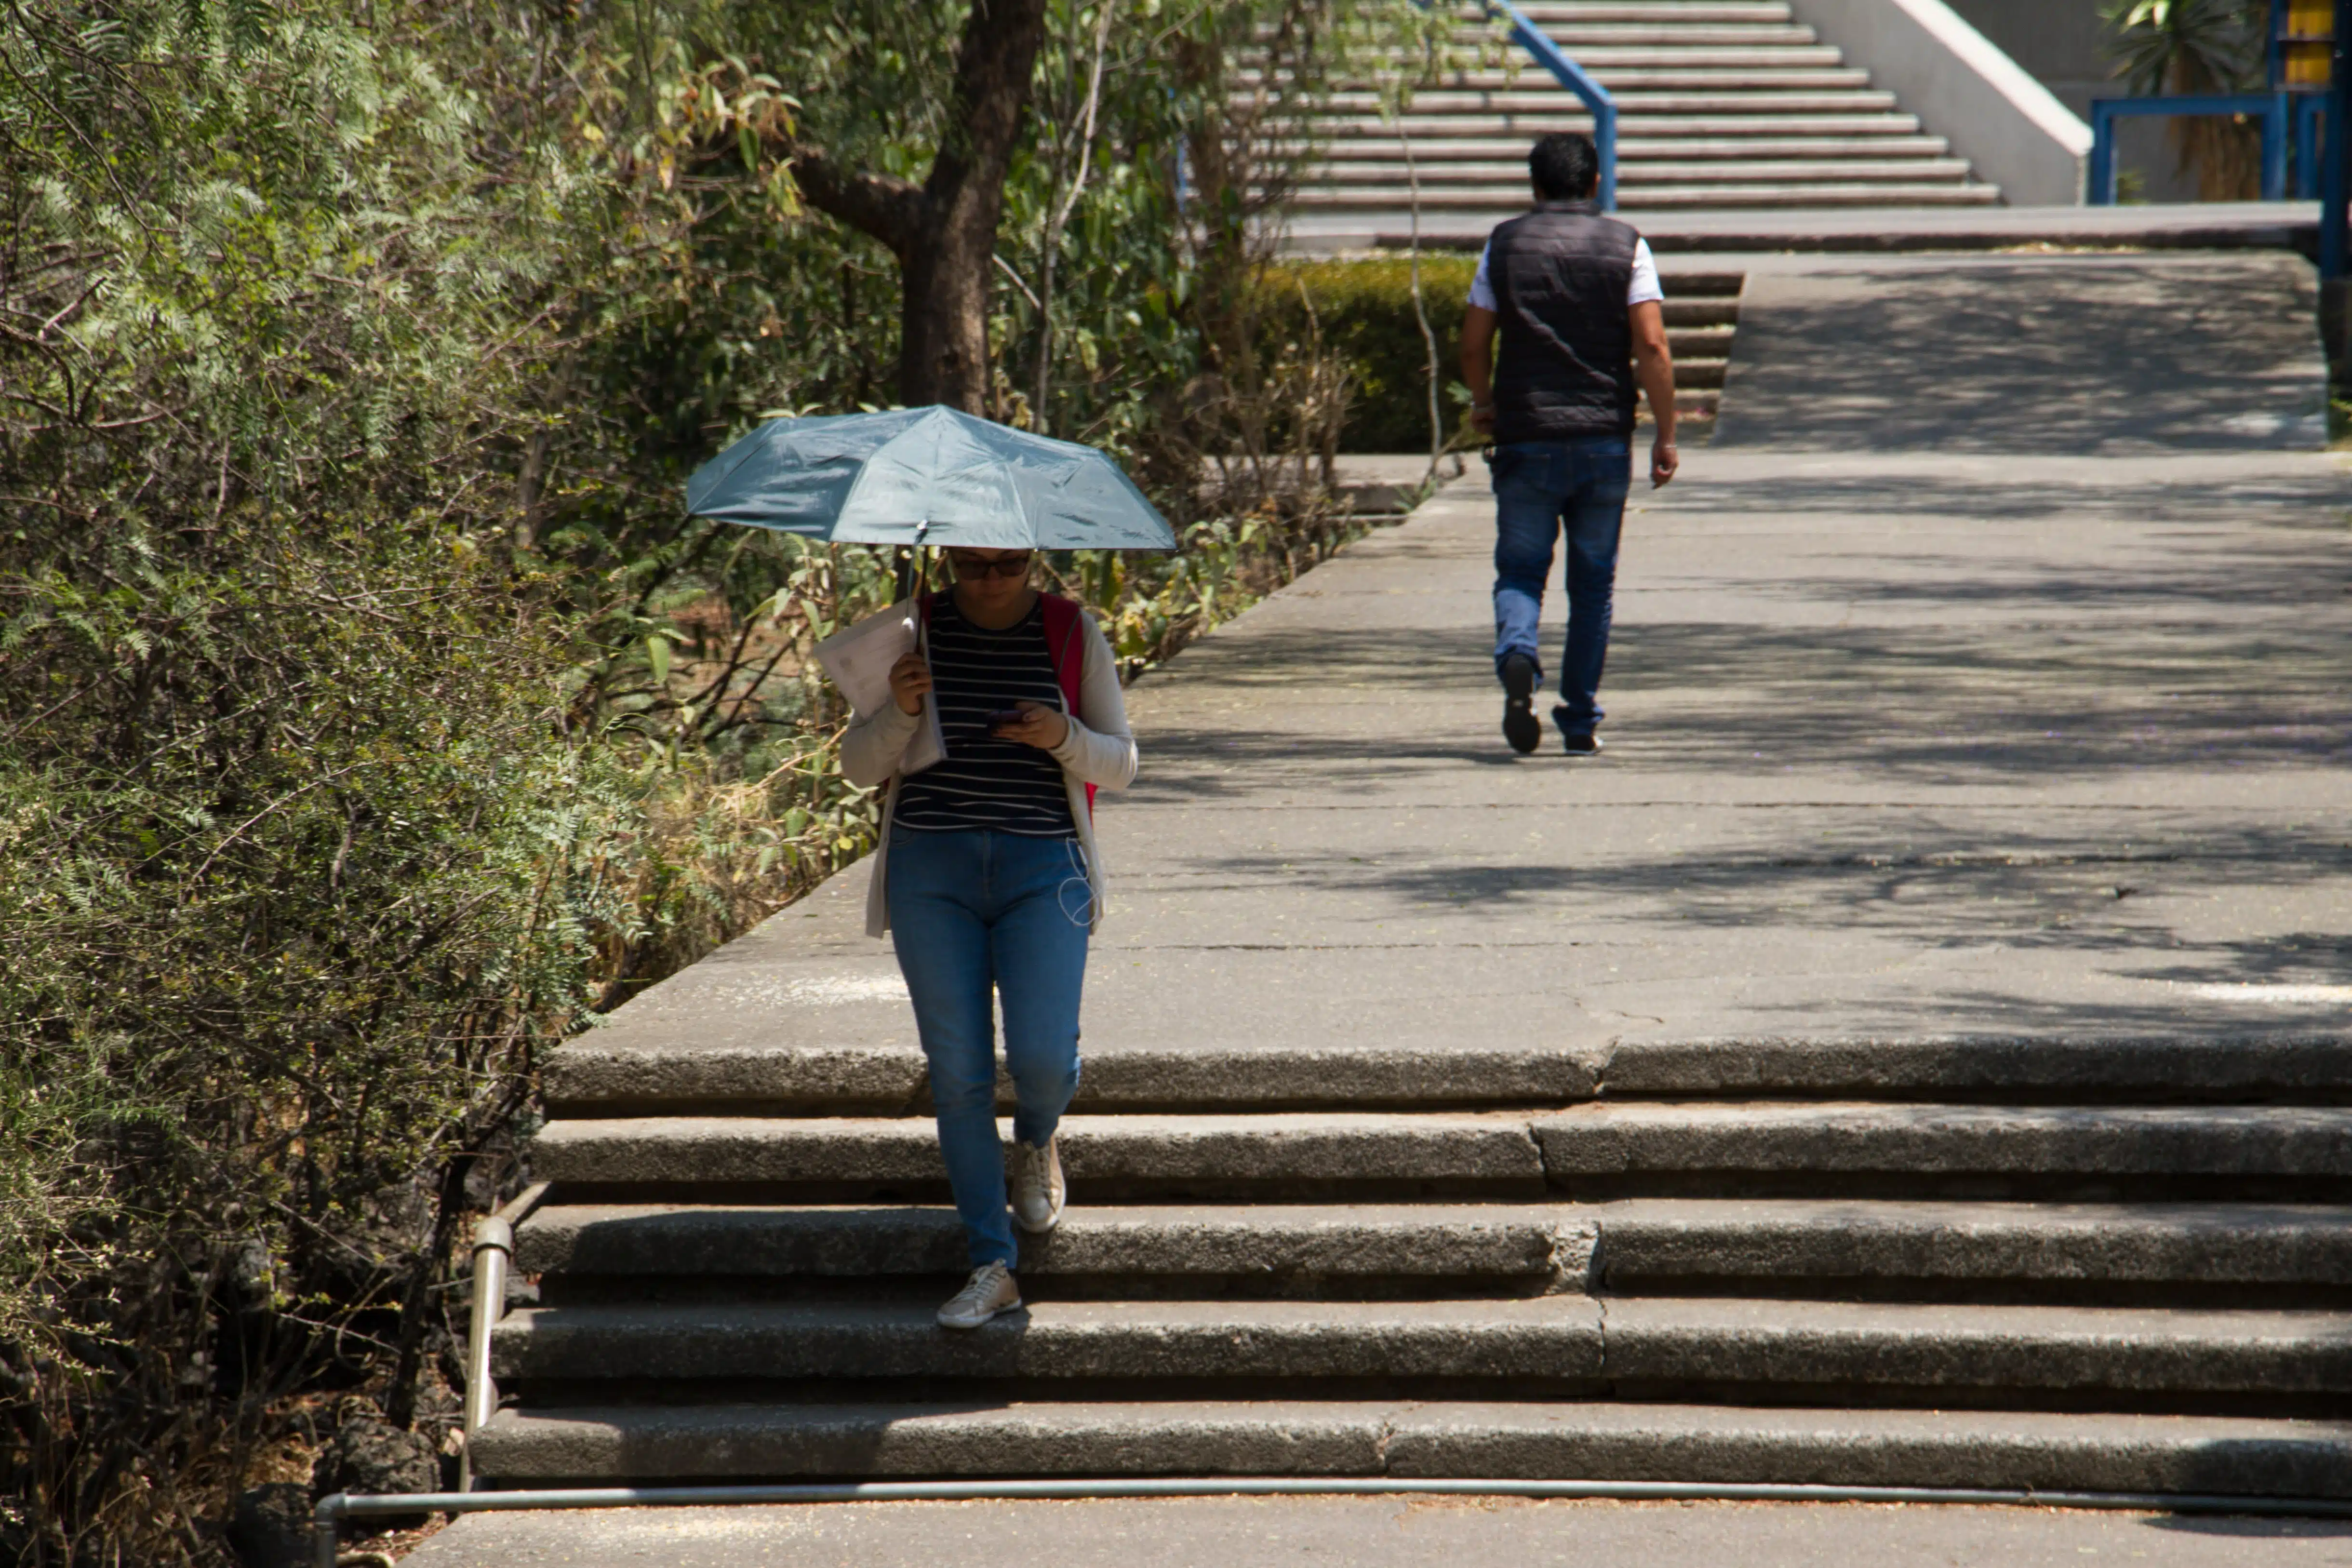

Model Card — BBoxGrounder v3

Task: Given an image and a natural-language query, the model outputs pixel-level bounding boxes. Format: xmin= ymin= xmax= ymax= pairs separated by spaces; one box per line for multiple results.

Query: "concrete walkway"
xmin=404 ymin=1495 xmax=2352 ymax=1566
xmin=605 ymin=446 xmax=2350 ymax=1075
xmin=1711 ymin=253 xmax=2326 ymax=451
xmin=416 ymin=253 xmax=2351 ymax=1563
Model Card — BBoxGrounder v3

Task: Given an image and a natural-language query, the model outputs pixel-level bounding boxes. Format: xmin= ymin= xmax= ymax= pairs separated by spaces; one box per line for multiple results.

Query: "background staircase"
xmin=471 ymin=1035 xmax=2352 ymax=1496
xmin=1294 ymin=0 xmax=2002 ymax=214
xmin=1650 ymin=267 xmax=1736 ymax=429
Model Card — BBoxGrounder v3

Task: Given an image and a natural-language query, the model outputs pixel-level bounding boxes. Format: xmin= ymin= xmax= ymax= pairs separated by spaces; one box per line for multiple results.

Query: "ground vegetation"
xmin=1262 ymin=256 xmax=1482 ymax=453
xmin=0 ymin=0 xmax=1454 ymax=1560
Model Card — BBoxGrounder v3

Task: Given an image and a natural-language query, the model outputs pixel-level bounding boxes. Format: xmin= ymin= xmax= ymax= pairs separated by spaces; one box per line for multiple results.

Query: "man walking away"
xmin=1460 ymin=131 xmax=1677 ymax=757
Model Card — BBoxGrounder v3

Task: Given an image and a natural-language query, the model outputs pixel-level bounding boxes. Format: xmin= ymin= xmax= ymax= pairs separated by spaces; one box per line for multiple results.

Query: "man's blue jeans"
xmin=886 ymin=826 xmax=1090 ymax=1270
xmin=1490 ymin=436 xmax=1632 ymax=736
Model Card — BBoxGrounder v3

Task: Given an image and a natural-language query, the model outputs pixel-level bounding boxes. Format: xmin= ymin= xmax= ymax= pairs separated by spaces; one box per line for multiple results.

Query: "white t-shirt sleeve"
xmin=1628 ymin=239 xmax=1663 ymax=306
xmin=1469 ymin=237 xmax=1663 ymax=310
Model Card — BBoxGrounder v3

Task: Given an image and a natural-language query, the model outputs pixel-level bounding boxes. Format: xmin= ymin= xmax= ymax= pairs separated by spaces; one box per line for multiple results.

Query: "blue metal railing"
xmin=2086 ymin=91 xmax=2325 ymax=203
xmin=1486 ymin=0 xmax=1618 ymax=210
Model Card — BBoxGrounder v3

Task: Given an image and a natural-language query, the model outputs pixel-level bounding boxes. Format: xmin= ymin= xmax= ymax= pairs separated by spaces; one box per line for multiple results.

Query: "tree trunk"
xmin=793 ymin=0 xmax=1048 ymax=413
xmin=898 ymin=199 xmax=1000 ymax=412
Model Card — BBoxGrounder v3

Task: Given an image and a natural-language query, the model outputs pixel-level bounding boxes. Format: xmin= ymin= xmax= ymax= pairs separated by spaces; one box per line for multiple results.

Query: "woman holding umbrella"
xmin=687 ymin=406 xmax=1166 ymax=1330
xmin=841 ymin=544 xmax=1136 ymax=1328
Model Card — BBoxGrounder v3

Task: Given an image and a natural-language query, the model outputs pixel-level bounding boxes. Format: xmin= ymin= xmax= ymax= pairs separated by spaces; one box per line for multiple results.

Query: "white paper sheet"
xmin=812 ymin=601 xmax=945 ymax=774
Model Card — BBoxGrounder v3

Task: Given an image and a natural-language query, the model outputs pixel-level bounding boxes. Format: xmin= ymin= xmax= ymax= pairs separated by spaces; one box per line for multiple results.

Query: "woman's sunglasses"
xmin=948 ymin=551 xmax=1034 ymax=581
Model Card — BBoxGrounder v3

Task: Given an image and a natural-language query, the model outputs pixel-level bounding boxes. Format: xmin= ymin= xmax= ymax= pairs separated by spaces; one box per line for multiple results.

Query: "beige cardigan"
xmin=840 ymin=600 xmax=1137 ymax=937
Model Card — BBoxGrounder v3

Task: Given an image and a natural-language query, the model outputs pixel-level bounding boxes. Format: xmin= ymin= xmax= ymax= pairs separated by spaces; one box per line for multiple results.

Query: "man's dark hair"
xmin=1529 ymin=133 xmax=1600 ymax=201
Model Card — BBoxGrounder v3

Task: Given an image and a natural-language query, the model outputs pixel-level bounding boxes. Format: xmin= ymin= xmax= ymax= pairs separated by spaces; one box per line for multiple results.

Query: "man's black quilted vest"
xmin=1488 ymin=200 xmax=1639 ymax=443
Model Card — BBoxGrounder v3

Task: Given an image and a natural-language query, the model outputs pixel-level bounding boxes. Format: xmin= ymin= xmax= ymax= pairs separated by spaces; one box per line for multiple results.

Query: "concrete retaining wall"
xmin=1788 ymin=0 xmax=2095 ymax=206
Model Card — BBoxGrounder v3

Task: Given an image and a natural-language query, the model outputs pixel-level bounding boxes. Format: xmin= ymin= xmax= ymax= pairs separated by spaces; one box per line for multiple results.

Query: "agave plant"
xmin=2101 ymin=0 xmax=2267 ymax=199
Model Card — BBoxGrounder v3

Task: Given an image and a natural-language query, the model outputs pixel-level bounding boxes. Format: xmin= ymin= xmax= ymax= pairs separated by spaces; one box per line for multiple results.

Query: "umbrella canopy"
xmin=684 ymin=405 xmax=1175 ymax=550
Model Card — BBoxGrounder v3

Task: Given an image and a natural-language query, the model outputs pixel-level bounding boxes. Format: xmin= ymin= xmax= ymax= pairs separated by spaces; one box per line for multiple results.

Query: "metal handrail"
xmin=2086 ymin=91 xmax=2310 ymax=203
xmin=1486 ymin=0 xmax=1619 ymax=209
xmin=457 ymin=1181 xmax=548 ymax=1494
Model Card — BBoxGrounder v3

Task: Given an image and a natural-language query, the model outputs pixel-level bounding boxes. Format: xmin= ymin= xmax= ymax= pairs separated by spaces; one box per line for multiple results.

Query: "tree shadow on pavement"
xmin=1710 ymin=257 xmax=2325 ymax=454
xmin=1126 ymin=609 xmax=2352 ymax=804
xmin=2141 ymin=1512 xmax=2352 ymax=1540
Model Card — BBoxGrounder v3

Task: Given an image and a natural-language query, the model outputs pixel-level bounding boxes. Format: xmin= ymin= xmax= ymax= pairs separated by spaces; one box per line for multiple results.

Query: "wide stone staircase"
xmin=1294 ymin=0 xmax=2001 ymax=214
xmin=471 ymin=1033 xmax=2352 ymax=1496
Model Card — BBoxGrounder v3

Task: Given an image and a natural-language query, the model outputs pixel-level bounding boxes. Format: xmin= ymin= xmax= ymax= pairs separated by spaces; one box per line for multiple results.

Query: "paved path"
xmin=1711 ymin=253 xmax=2325 ymax=451
xmin=403 ymin=1495 xmax=2352 ymax=1565
xmin=614 ymin=445 xmax=2350 ymax=1070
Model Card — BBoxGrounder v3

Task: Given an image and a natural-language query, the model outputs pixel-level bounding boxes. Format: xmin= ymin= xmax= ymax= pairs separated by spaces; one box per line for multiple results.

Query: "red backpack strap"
xmin=1038 ymin=593 xmax=1096 ymax=819
xmin=1039 ymin=593 xmax=1083 ymax=714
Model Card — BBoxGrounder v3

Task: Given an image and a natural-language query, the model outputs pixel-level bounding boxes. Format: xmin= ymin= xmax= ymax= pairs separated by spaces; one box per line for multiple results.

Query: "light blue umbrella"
xmin=684 ymin=405 xmax=1176 ymax=550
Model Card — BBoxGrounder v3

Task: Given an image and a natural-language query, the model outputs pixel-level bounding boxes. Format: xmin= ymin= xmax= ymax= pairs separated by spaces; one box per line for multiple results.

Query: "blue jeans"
xmin=1490 ymin=437 xmax=1631 ymax=736
xmin=886 ymin=826 xmax=1091 ymax=1270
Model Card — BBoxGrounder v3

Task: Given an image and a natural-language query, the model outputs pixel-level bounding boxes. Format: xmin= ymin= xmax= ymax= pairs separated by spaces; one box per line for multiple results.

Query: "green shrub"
xmin=1261 ymin=255 xmax=1480 ymax=453
xmin=0 ymin=1 xmax=1421 ymax=1558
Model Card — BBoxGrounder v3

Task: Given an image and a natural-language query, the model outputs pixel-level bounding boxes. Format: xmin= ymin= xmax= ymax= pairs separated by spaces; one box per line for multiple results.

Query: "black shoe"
xmin=1500 ymin=655 xmax=1541 ymax=754
xmin=1554 ymin=707 xmax=1604 ymax=756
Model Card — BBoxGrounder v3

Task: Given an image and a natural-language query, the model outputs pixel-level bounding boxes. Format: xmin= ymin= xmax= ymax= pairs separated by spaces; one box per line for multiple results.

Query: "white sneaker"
xmin=1010 ymin=1135 xmax=1066 ymax=1234
xmin=936 ymin=1262 xmax=1021 ymax=1330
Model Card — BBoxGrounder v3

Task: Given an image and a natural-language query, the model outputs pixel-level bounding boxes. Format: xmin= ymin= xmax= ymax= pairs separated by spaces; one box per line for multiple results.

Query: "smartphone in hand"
xmin=985 ymin=707 xmax=1028 ymax=735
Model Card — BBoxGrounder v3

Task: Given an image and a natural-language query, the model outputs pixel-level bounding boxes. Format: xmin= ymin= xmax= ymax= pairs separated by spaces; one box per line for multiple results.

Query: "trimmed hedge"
xmin=1260 ymin=255 xmax=1479 ymax=453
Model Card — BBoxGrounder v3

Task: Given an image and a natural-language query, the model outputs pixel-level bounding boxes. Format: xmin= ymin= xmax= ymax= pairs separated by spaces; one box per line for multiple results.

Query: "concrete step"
xmin=516 ymin=1201 xmax=1584 ymax=1285
xmin=1511 ymin=1 xmax=1800 ymax=17
xmin=1314 ymin=113 xmax=1927 ymax=137
xmin=1314 ymin=135 xmax=1953 ymax=159
xmin=1308 ymin=160 xmax=1976 ymax=185
xmin=529 ymin=1104 xmax=2352 ymax=1200
xmin=1409 ymin=61 xmax=1865 ymax=82
xmin=528 ymin=1112 xmax=1548 ymax=1193
xmin=1575 ymin=187 xmax=1991 ymax=210
xmin=1662 ymin=298 xmax=1739 ymax=325
xmin=491 ymin=1295 xmax=2352 ymax=1396
xmin=1665 ymin=326 xmax=1734 ymax=354
xmin=1649 ymin=388 xmax=1720 ymax=417
xmin=1313 ymin=90 xmax=1904 ymax=114
xmin=1296 ymin=185 xmax=2002 ymax=210
xmin=1520 ymin=25 xmax=1821 ymax=44
xmin=468 ymin=1399 xmax=2352 ymax=1493
xmin=1653 ymin=269 xmax=1745 ymax=293
xmin=1278 ymin=52 xmax=1851 ymax=80
xmin=1516 ymin=2 xmax=1803 ymax=19
xmin=493 ymin=1295 xmax=1602 ymax=1384
xmin=1594 ymin=1199 xmax=2352 ymax=1289
xmin=1538 ymin=1102 xmax=2352 ymax=1187
xmin=542 ymin=1037 xmax=2352 ymax=1115
xmin=517 ymin=1198 xmax=2352 ymax=1293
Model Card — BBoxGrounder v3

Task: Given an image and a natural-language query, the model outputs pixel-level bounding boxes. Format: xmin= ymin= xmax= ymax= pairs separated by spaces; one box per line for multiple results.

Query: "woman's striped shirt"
xmin=891 ymin=596 xmax=1077 ymax=837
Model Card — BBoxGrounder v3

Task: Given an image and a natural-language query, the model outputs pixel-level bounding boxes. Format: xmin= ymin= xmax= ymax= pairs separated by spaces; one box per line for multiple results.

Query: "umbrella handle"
xmin=895 ymin=520 xmax=932 ymax=602
xmin=893 ymin=546 xmax=928 ymax=603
